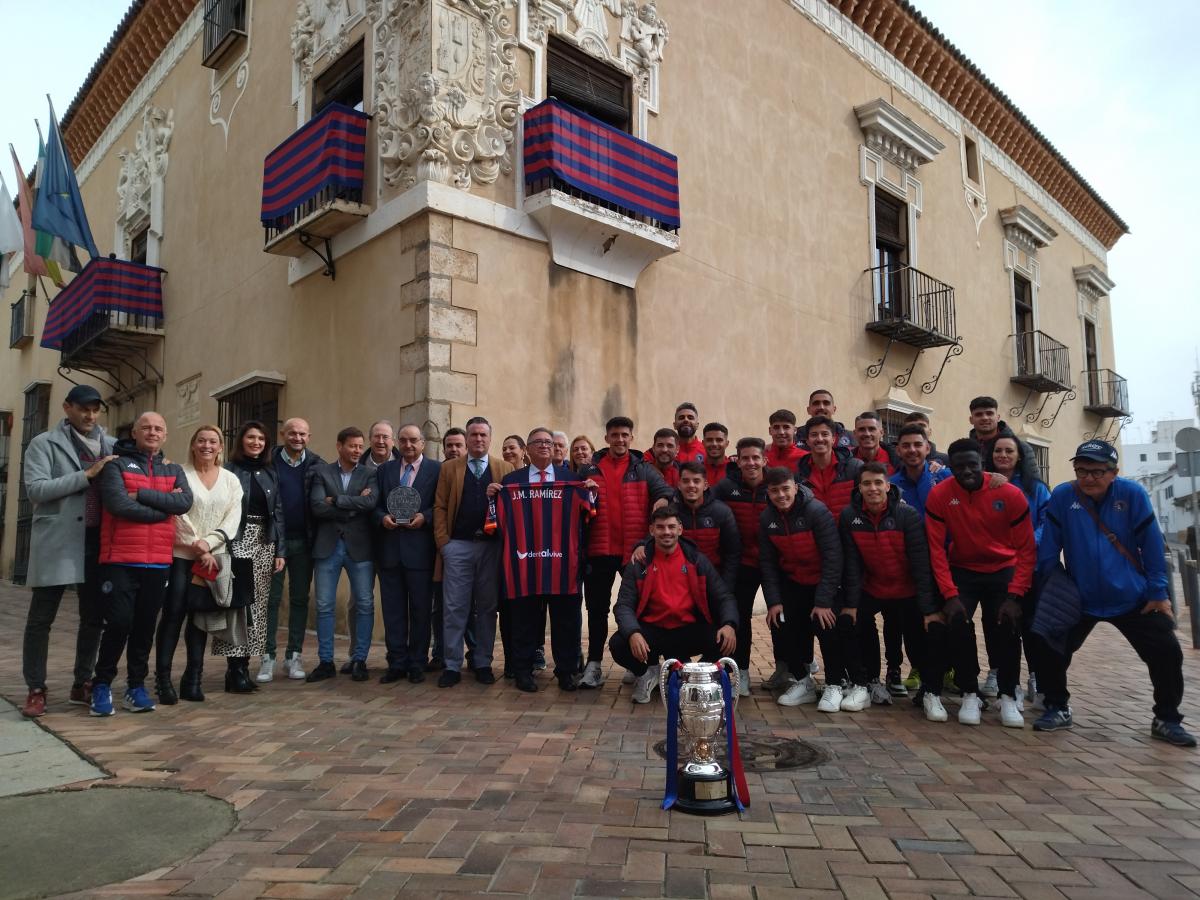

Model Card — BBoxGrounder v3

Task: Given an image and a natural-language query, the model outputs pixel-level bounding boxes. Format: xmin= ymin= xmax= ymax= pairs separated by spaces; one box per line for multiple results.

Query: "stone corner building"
xmin=1 ymin=0 xmax=1131 ymax=581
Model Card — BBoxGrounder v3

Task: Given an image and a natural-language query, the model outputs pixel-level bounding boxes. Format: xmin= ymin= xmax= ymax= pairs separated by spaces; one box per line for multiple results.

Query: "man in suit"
xmin=19 ymin=385 xmax=118 ymax=717
xmin=433 ymin=416 xmax=514 ymax=687
xmin=374 ymin=424 xmax=441 ymax=684
xmin=492 ymin=427 xmax=596 ymax=692
xmin=307 ymin=427 xmax=378 ymax=683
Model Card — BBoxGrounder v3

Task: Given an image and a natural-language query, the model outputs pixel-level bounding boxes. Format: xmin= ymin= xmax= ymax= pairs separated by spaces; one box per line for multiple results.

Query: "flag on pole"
xmin=8 ymin=146 xmax=55 ymax=284
xmin=33 ymin=130 xmax=76 ymax=283
xmin=31 ymin=97 xmax=98 ymax=260
xmin=0 ymin=172 xmax=23 ymax=291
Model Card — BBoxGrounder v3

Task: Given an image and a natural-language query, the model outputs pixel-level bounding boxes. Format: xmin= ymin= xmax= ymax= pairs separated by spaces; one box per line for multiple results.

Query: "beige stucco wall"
xmin=2 ymin=0 xmax=1125 ymax=595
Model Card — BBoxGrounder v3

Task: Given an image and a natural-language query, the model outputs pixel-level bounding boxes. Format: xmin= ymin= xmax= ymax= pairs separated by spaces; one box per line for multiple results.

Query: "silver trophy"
xmin=660 ymin=657 xmax=740 ymax=815
xmin=386 ymin=485 xmax=422 ymax=524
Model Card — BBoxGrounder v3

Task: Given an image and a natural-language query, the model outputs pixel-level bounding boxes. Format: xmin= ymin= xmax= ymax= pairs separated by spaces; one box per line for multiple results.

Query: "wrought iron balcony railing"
xmin=865 ymin=264 xmax=957 ymax=348
xmin=9 ymin=290 xmax=33 ymax=349
xmin=202 ymin=0 xmax=248 ymax=68
xmin=1082 ymin=368 xmax=1130 ymax=417
xmin=1011 ymin=330 xmax=1072 ymax=393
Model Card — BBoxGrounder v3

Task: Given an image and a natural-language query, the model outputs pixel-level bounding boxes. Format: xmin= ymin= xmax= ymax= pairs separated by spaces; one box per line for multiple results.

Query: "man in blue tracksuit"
xmin=890 ymin=424 xmax=950 ymax=520
xmin=1033 ymin=440 xmax=1194 ymax=747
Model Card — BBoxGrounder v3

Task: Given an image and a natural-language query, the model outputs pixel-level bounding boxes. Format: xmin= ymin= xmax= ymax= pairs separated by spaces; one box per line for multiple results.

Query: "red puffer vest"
xmin=581 ymin=450 xmax=657 ymax=563
xmin=796 ymin=447 xmax=863 ymax=519
xmin=713 ymin=471 xmax=768 ymax=568
xmin=100 ymin=453 xmax=181 ymax=565
xmin=761 ymin=504 xmax=823 ymax=586
xmin=842 ymin=491 xmax=914 ymax=599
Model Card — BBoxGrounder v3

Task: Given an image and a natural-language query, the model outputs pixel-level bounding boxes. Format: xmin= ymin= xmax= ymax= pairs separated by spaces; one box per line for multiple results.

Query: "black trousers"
xmin=583 ymin=555 xmax=622 ymax=662
xmin=609 ymin=621 xmax=721 ymax=676
xmin=778 ymin=580 xmax=861 ymax=685
xmin=94 ymin=564 xmax=170 ymax=688
xmin=882 ymin=604 xmax=904 ymax=672
xmin=379 ymin=565 xmax=434 ymax=671
xmin=511 ymin=594 xmax=581 ymax=678
xmin=1038 ymin=608 xmax=1185 ymax=723
xmin=154 ymin=557 xmax=208 ymax=676
xmin=22 ymin=528 xmax=104 ymax=691
xmin=858 ymin=595 xmax=926 ymax=683
xmin=926 ymin=567 xmax=1020 ymax=697
xmin=732 ymin=565 xmax=760 ymax=670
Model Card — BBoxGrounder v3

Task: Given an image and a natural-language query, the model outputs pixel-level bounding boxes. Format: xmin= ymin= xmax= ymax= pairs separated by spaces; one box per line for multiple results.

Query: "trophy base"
xmin=673 ymin=770 xmax=738 ymax=816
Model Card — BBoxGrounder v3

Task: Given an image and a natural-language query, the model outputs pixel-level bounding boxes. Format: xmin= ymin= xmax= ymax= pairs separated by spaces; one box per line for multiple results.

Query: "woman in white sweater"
xmin=153 ymin=425 xmax=242 ymax=704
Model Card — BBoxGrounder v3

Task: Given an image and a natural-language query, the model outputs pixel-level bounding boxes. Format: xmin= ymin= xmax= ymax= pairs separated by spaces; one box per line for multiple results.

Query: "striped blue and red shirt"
xmin=496 ymin=482 xmax=594 ymax=599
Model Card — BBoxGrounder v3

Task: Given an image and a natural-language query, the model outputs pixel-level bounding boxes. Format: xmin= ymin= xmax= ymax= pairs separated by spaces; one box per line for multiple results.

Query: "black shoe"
xmin=379 ymin=668 xmax=406 ymax=684
xmin=504 ymin=666 xmax=515 ymax=680
xmin=1151 ymin=718 xmax=1197 ymax=747
xmin=407 ymin=668 xmax=425 ymax=684
xmin=340 ymin=660 xmax=354 ymax=675
xmin=225 ymin=662 xmax=255 ymax=694
xmin=179 ymin=668 xmax=205 ymax=702
xmin=425 ymin=657 xmax=444 ymax=672
xmin=307 ymin=661 xmax=337 ymax=683
xmin=155 ymin=673 xmax=178 ymax=706
xmin=474 ymin=667 xmax=496 ymax=685
xmin=351 ymin=660 xmax=369 ymax=682
xmin=438 ymin=670 xmax=461 ymax=688
xmin=515 ymin=674 xmax=538 ymax=693
xmin=557 ymin=676 xmax=577 ymax=692
xmin=533 ymin=648 xmax=547 ymax=671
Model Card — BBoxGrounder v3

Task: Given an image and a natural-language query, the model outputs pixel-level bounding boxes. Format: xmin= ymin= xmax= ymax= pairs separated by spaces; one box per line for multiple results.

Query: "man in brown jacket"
xmin=433 ymin=417 xmax=514 ymax=686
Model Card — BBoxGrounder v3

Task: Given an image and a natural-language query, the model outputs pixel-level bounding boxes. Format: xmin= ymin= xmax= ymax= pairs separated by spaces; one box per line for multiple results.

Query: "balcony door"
xmin=1083 ymin=318 xmax=1100 ymax=404
xmin=1013 ymin=273 xmax=1036 ymax=375
xmin=873 ymin=190 xmax=907 ymax=318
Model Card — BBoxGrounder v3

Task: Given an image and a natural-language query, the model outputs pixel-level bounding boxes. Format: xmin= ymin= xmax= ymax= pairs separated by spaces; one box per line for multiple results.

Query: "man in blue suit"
xmin=374 ymin=424 xmax=442 ymax=684
xmin=494 ymin=427 xmax=595 ymax=693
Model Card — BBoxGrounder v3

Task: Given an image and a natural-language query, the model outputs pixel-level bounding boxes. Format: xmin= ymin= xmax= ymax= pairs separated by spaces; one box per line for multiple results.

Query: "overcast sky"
xmin=2 ymin=1 xmax=1196 ymax=441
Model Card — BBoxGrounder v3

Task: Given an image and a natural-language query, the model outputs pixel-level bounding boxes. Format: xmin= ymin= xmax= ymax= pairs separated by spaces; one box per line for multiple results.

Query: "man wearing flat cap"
xmin=1032 ymin=439 xmax=1195 ymax=747
xmin=18 ymin=384 xmax=118 ymax=718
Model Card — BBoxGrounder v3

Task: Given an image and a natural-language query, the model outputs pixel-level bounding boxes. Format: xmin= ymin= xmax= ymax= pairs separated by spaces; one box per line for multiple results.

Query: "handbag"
xmin=186 ymin=575 xmax=222 ymax=612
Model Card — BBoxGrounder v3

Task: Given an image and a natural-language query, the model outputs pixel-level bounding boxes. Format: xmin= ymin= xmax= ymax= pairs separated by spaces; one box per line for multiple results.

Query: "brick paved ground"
xmin=2 ymin=579 xmax=1198 ymax=899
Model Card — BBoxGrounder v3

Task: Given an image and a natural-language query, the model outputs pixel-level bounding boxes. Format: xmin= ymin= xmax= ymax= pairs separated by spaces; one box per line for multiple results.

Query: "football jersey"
xmin=497 ymin=482 xmax=594 ymax=598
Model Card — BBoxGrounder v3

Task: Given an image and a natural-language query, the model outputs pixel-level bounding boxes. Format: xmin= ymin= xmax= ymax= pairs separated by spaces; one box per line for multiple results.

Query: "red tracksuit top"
xmin=924 ymin=478 xmax=1036 ymax=600
xmin=766 ymin=444 xmax=809 ymax=469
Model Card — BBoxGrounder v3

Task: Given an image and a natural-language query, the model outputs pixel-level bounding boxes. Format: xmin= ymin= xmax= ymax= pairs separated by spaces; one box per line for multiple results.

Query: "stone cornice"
xmin=855 ymin=98 xmax=944 ymax=171
xmin=999 ymin=204 xmax=1056 ymax=253
xmin=1073 ymin=263 xmax=1116 ymax=298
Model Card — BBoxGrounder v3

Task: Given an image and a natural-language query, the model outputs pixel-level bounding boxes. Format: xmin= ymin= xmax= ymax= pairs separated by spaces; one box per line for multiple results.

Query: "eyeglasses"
xmin=527 ymin=439 xmax=553 ymax=447
xmin=1073 ymin=467 xmax=1113 ymax=480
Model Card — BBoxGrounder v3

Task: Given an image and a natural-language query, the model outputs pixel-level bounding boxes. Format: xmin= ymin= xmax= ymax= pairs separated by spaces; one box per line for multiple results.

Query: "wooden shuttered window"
xmin=546 ymin=38 xmax=631 ymax=132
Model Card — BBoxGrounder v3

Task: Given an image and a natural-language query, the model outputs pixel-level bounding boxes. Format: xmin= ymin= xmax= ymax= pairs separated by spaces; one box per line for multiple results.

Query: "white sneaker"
xmin=1014 ymin=684 xmax=1025 ymax=712
xmin=256 ymin=656 xmax=275 ymax=683
xmin=999 ymin=694 xmax=1024 ymax=728
xmin=868 ymin=682 xmax=892 ymax=706
xmin=980 ymin=669 xmax=999 ymax=698
xmin=738 ymin=674 xmax=750 ymax=697
xmin=763 ymin=663 xmax=791 ymax=690
xmin=632 ymin=669 xmax=657 ymax=704
xmin=579 ymin=661 xmax=604 ymax=689
xmin=808 ymin=661 xmax=821 ymax=676
xmin=840 ymin=684 xmax=869 ymax=712
xmin=621 ymin=669 xmax=636 ymax=685
xmin=818 ymin=683 xmax=844 ymax=713
xmin=923 ymin=693 xmax=949 ymax=722
xmin=1031 ymin=692 xmax=1045 ymax=712
xmin=777 ymin=676 xmax=817 ymax=707
xmin=284 ymin=653 xmax=306 ymax=680
xmin=959 ymin=692 xmax=983 ymax=725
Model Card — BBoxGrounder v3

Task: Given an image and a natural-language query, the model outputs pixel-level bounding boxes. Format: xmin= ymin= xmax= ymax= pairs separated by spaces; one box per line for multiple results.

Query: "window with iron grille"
xmin=875 ymin=409 xmax=908 ymax=446
xmin=217 ymin=381 xmax=281 ymax=449
xmin=547 ymin=36 xmax=632 ymax=132
xmin=202 ymin=0 xmax=248 ymax=68
xmin=13 ymin=383 xmax=51 ymax=585
xmin=1030 ymin=443 xmax=1050 ymax=486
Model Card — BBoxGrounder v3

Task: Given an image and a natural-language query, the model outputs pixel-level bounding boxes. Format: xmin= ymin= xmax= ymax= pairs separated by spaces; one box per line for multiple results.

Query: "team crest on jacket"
xmin=1113 ymin=500 xmax=1127 ymax=512
xmin=700 ymin=517 xmax=715 ymax=528
xmin=884 ymin=518 xmax=895 ymax=529
xmin=993 ymin=500 xmax=1005 ymax=511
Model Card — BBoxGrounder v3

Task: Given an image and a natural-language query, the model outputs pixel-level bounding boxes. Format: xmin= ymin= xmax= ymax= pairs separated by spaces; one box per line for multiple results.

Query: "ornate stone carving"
xmin=572 ymin=0 xmax=620 ymax=39
xmin=1000 ymin=204 xmax=1057 ymax=255
xmin=292 ymin=0 xmax=366 ymax=84
xmin=855 ymin=99 xmax=943 ymax=173
xmin=371 ymin=0 xmax=520 ymax=191
xmin=116 ymin=106 xmax=174 ymax=225
xmin=210 ymin=60 xmax=249 ymax=145
xmin=621 ymin=0 xmax=667 ymax=67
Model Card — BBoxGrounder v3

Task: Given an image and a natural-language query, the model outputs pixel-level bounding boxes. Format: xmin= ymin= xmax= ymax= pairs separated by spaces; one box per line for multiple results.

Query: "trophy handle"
xmin=719 ymin=657 xmax=739 ymax=706
xmin=660 ymin=659 xmax=680 ymax=712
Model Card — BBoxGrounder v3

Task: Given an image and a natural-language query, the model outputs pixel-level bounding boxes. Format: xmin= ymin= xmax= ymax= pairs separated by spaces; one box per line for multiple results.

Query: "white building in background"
xmin=1128 ymin=419 xmax=1199 ymax=541
xmin=1124 ymin=419 xmax=1195 ymax=480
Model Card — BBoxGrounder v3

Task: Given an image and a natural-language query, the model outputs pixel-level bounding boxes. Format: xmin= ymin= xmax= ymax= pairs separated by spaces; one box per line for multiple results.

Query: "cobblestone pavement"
xmin=1 ymin=579 xmax=1198 ymax=899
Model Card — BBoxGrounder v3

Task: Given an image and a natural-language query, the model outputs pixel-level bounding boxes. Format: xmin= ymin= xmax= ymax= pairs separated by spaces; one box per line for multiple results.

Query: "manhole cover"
xmin=653 ymin=735 xmax=827 ymax=772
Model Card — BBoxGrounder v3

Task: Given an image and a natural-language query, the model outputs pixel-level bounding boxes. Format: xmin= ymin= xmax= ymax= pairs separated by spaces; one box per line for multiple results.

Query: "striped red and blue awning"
xmin=260 ymin=102 xmax=369 ymax=227
xmin=41 ymin=257 xmax=164 ymax=350
xmin=524 ymin=99 xmax=680 ymax=230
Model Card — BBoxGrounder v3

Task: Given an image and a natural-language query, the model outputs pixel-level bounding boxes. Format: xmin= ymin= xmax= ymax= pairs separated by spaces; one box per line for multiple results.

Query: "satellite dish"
xmin=1176 ymin=426 xmax=1200 ymax=452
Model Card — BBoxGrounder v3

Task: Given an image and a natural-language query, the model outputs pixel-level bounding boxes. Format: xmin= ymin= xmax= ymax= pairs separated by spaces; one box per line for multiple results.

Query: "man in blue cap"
xmin=1033 ymin=440 xmax=1194 ymax=747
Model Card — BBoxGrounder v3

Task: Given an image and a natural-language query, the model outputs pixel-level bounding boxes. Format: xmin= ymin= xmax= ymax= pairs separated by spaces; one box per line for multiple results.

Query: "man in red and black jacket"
xmin=91 ymin=412 xmax=192 ymax=717
xmin=796 ymin=389 xmax=853 ymax=451
xmin=576 ymin=416 xmax=672 ymax=688
xmin=840 ymin=463 xmax=937 ymax=715
xmin=648 ymin=427 xmax=682 ymax=489
xmin=713 ymin=437 xmax=776 ymax=690
xmin=670 ymin=402 xmax=706 ymax=465
xmin=925 ymin=438 xmax=1036 ymax=728
xmin=766 ymin=409 xmax=809 ymax=469
xmin=851 ymin=411 xmax=900 ymax=474
xmin=759 ymin=468 xmax=867 ymax=712
xmin=610 ymin=506 xmax=738 ymax=703
xmin=701 ymin=421 xmax=735 ymax=487
xmin=796 ymin=416 xmax=864 ymax=519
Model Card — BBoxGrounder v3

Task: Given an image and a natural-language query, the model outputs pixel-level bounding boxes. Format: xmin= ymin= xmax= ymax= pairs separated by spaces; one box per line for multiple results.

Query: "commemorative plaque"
xmin=386 ymin=486 xmax=422 ymax=524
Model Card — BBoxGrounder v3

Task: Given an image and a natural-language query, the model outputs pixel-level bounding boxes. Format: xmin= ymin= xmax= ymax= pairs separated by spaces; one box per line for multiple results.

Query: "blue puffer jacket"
xmin=889 ymin=463 xmax=950 ymax=520
xmin=1010 ymin=474 xmax=1051 ymax=544
xmin=1037 ymin=477 xmax=1168 ymax=618
xmin=1031 ymin=563 xmax=1082 ymax=655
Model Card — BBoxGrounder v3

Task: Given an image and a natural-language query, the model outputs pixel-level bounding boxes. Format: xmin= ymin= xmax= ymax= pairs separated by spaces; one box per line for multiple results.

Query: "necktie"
xmin=469 ymin=458 xmax=484 ymax=479
xmin=534 ymin=469 xmax=543 ymax=484
xmin=401 ymin=463 xmax=414 ymax=487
